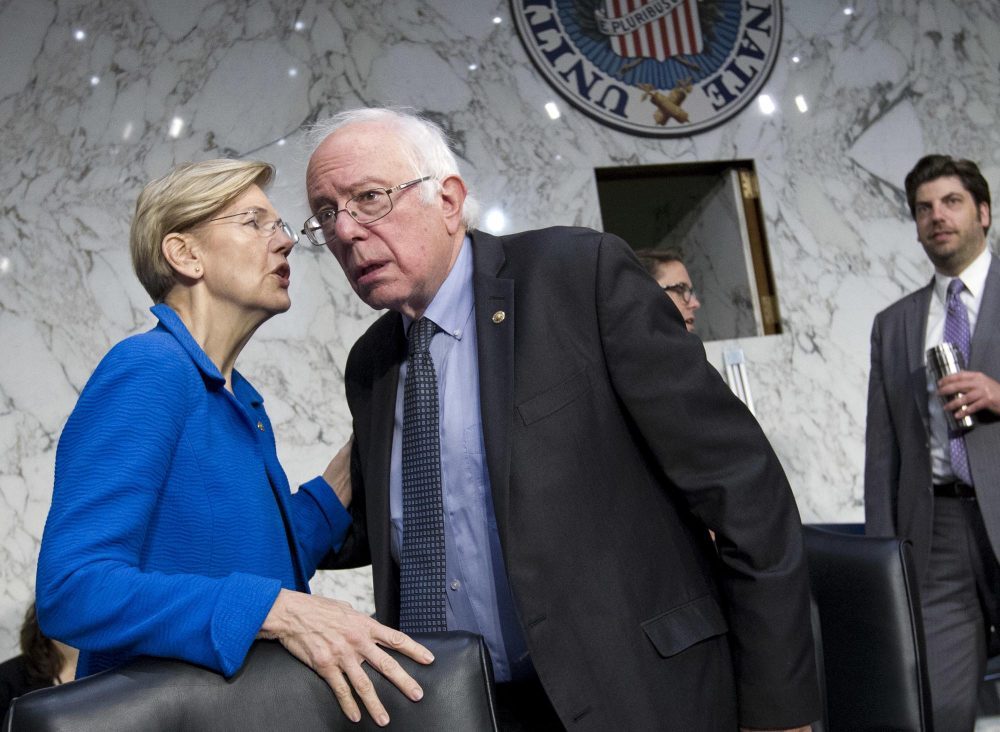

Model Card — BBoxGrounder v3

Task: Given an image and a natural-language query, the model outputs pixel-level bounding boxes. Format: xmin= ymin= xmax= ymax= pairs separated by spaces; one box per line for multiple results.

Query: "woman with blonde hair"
xmin=36 ymin=159 xmax=430 ymax=727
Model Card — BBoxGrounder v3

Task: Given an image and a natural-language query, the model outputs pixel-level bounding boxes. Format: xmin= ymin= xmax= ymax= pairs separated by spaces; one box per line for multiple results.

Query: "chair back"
xmin=803 ymin=525 xmax=932 ymax=732
xmin=4 ymin=632 xmax=496 ymax=732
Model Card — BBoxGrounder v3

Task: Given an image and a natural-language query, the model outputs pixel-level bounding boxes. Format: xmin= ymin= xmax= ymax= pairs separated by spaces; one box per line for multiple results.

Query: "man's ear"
xmin=439 ymin=175 xmax=468 ymax=235
xmin=979 ymin=201 xmax=991 ymax=232
xmin=161 ymin=232 xmax=202 ymax=280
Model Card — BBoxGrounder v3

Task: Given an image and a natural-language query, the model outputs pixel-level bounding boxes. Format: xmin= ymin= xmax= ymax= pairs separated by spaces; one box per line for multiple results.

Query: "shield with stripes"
xmin=598 ymin=0 xmax=704 ymax=61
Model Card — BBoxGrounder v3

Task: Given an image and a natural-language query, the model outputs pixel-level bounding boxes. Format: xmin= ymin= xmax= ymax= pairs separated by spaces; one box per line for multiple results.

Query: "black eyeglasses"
xmin=663 ymin=282 xmax=697 ymax=304
xmin=301 ymin=176 xmax=431 ymax=247
xmin=206 ymin=209 xmax=298 ymax=244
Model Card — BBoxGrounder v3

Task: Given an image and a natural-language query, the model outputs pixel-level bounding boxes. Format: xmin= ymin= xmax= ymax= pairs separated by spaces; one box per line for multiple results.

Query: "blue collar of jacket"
xmin=149 ymin=303 xmax=264 ymax=406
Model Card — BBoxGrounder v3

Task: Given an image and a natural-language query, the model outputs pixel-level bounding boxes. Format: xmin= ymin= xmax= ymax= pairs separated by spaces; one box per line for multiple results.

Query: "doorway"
xmin=596 ymin=161 xmax=781 ymax=340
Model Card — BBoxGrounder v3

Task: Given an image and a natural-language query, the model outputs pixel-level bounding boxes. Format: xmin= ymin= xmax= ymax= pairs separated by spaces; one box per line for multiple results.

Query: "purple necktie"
xmin=399 ymin=317 xmax=447 ymax=632
xmin=943 ymin=278 xmax=973 ymax=485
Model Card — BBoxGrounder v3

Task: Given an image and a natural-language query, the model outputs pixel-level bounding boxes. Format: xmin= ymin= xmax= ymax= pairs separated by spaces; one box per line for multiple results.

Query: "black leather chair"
xmin=803 ymin=525 xmax=933 ymax=731
xmin=4 ymin=632 xmax=497 ymax=732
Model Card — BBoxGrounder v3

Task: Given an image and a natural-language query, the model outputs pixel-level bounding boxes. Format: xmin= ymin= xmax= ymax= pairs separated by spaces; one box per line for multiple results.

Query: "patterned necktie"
xmin=943 ymin=278 xmax=973 ymax=485
xmin=399 ymin=317 xmax=447 ymax=632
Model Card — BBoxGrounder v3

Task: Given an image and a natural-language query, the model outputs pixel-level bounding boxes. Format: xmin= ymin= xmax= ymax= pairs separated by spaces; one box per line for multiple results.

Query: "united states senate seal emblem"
xmin=511 ymin=0 xmax=782 ymax=137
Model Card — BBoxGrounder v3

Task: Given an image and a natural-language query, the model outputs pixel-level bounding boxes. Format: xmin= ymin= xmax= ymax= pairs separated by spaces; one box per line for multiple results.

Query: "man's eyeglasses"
xmin=301 ymin=176 xmax=431 ymax=247
xmin=663 ymin=282 xmax=697 ymax=304
xmin=206 ymin=209 xmax=299 ymax=244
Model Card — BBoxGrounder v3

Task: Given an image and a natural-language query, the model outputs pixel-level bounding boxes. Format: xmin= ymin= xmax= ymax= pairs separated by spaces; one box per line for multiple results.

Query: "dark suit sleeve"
xmin=318 ymin=427 xmax=372 ymax=570
xmin=593 ymin=235 xmax=820 ymax=727
xmin=864 ymin=313 xmax=900 ymax=537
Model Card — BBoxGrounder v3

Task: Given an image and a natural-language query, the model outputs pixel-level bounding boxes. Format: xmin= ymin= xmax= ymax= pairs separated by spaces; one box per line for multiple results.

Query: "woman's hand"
xmin=323 ymin=435 xmax=353 ymax=507
xmin=258 ymin=589 xmax=433 ymax=727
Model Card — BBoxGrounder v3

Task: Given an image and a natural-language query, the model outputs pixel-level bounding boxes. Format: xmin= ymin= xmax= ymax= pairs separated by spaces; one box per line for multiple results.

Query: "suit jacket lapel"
xmin=368 ymin=316 xmax=406 ymax=618
xmin=470 ymin=230 xmax=515 ymax=541
xmin=907 ymin=281 xmax=933 ymax=428
xmin=970 ymin=254 xmax=1000 ymax=370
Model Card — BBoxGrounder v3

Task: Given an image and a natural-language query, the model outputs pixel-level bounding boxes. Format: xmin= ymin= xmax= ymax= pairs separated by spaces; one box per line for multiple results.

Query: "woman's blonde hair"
xmin=130 ymin=159 xmax=274 ymax=302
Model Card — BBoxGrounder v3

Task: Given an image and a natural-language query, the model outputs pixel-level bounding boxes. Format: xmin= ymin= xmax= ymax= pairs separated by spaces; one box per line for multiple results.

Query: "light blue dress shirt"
xmin=389 ymin=237 xmax=530 ymax=682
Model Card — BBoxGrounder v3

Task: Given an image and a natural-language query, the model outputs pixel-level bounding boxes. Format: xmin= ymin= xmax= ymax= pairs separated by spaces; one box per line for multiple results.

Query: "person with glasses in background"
xmin=300 ymin=107 xmax=818 ymax=732
xmin=635 ymin=248 xmax=701 ymax=333
xmin=35 ymin=159 xmax=432 ymax=728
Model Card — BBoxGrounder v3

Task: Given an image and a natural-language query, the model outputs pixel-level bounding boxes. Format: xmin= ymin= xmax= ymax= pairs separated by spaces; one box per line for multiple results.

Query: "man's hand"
xmin=323 ymin=435 xmax=354 ymax=507
xmin=938 ymin=370 xmax=1000 ymax=418
xmin=258 ymin=589 xmax=433 ymax=727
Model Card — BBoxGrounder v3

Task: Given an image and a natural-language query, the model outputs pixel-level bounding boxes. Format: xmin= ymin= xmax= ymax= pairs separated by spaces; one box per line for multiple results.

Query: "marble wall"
xmin=1 ymin=0 xmax=998 ymax=658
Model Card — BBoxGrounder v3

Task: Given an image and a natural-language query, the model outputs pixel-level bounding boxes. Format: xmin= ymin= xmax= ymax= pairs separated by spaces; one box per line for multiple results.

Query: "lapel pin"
xmin=491 ymin=310 xmax=506 ymax=324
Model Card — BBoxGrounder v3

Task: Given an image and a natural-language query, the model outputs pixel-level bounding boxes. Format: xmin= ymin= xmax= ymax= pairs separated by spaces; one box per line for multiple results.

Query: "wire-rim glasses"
xmin=301 ymin=176 xmax=431 ymax=247
xmin=206 ymin=208 xmax=299 ymax=244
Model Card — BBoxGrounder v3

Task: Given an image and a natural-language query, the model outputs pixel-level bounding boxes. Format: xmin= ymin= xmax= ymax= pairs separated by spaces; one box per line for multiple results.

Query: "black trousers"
xmin=494 ymin=676 xmax=565 ymax=731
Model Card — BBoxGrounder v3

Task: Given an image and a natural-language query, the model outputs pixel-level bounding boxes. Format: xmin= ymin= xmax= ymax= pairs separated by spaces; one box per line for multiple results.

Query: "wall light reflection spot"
xmin=468 ymin=63 xmax=478 ymax=71
xmin=288 ymin=67 xmax=298 ymax=77
xmin=484 ymin=208 xmax=506 ymax=234
xmin=169 ymin=116 xmax=185 ymax=139
xmin=123 ymin=122 xmax=134 ymax=140
xmin=294 ymin=20 xmax=305 ymax=31
xmin=544 ymin=102 xmax=561 ymax=120
xmin=74 ymin=29 xmax=86 ymax=41
xmin=757 ymin=94 xmax=776 ymax=115
xmin=492 ymin=16 xmax=502 ymax=24
xmin=277 ymin=139 xmax=286 ymax=147
xmin=794 ymin=95 xmax=808 ymax=113
xmin=0 ymin=257 xmax=10 ymax=275
xmin=843 ymin=7 xmax=854 ymax=15
xmin=791 ymin=55 xmax=800 ymax=64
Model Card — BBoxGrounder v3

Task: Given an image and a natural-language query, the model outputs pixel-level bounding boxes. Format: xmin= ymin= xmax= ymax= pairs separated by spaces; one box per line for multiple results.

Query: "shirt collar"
xmin=150 ymin=303 xmax=262 ymax=404
xmin=402 ymin=235 xmax=474 ymax=341
xmin=933 ymin=246 xmax=991 ymax=303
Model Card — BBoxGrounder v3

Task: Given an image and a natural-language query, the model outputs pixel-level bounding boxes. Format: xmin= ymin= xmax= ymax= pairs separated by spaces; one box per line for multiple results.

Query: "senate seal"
xmin=511 ymin=0 xmax=782 ymax=137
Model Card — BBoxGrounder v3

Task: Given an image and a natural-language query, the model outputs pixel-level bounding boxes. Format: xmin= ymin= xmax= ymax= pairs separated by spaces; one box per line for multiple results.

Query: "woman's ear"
xmin=161 ymin=232 xmax=202 ymax=279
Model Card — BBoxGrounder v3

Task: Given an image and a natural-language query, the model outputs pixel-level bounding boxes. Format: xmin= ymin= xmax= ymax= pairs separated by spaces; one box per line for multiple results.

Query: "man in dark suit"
xmin=304 ymin=107 xmax=818 ymax=731
xmin=865 ymin=154 xmax=1000 ymax=732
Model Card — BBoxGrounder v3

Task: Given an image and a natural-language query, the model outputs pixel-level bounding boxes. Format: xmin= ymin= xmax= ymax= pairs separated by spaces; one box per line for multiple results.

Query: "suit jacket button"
xmin=491 ymin=310 xmax=505 ymax=324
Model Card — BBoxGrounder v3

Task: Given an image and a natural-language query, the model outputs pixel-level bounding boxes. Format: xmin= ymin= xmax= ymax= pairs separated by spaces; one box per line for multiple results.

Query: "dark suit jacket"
xmin=331 ymin=227 xmax=819 ymax=730
xmin=865 ymin=254 xmax=1000 ymax=583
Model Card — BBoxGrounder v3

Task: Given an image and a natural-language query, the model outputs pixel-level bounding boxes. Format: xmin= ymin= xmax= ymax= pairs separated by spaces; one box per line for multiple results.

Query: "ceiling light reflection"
xmin=74 ymin=29 xmax=86 ymax=41
xmin=0 ymin=257 xmax=10 ymax=275
xmin=757 ymin=94 xmax=776 ymax=115
xmin=169 ymin=117 xmax=185 ymax=139
xmin=794 ymin=95 xmax=808 ymax=113
xmin=545 ymin=102 xmax=560 ymax=120
xmin=484 ymin=208 xmax=506 ymax=234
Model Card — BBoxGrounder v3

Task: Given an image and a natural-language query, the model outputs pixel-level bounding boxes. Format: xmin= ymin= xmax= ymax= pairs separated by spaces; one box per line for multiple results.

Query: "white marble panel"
xmin=1 ymin=0 xmax=999 ymax=661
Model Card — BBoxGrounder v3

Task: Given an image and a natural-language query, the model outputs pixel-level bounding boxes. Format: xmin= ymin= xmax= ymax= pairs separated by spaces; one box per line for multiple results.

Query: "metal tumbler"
xmin=926 ymin=342 xmax=975 ymax=431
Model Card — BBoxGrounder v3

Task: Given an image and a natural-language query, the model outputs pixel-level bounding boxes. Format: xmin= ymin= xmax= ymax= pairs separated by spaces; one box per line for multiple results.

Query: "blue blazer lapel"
xmin=470 ymin=230 xmax=515 ymax=540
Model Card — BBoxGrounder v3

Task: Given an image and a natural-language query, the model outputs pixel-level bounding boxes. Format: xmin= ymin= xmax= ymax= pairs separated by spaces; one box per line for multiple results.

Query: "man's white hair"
xmin=305 ymin=108 xmax=480 ymax=230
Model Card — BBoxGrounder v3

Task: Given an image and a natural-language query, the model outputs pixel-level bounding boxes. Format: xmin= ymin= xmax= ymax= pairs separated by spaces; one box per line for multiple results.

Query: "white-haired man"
xmin=306 ymin=108 xmax=819 ymax=731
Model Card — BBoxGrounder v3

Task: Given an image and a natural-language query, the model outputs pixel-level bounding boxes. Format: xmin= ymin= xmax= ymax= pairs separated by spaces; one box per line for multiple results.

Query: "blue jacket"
xmin=36 ymin=304 xmax=350 ymax=678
